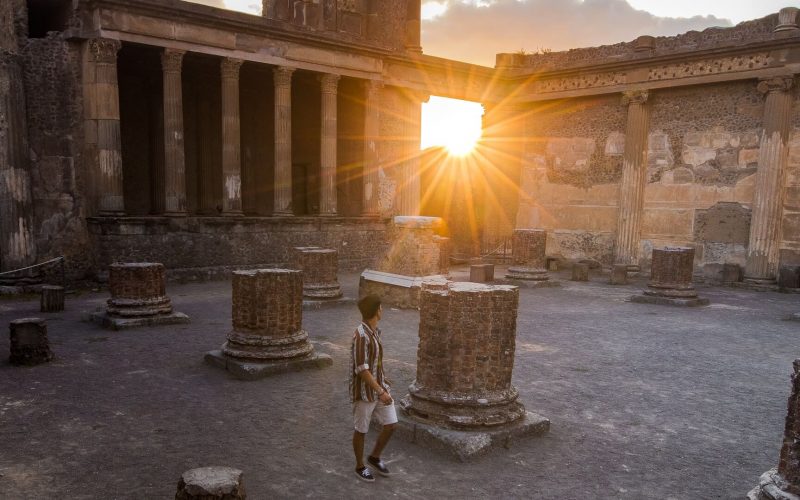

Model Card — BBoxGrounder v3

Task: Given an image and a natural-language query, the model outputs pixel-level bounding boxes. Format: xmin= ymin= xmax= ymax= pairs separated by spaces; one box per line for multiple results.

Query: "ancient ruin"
xmin=506 ymin=229 xmax=552 ymax=283
xmin=631 ymin=247 xmax=709 ymax=306
xmin=571 ymin=263 xmax=589 ymax=282
xmin=176 ymin=466 xmax=246 ymax=500
xmin=90 ymin=262 xmax=189 ymax=329
xmin=39 ymin=285 xmax=64 ymax=312
xmin=291 ymin=246 xmax=343 ymax=299
xmin=205 ymin=268 xmax=331 ymax=380
xmin=398 ymin=282 xmax=549 ymax=460
xmin=8 ymin=317 xmax=53 ymax=366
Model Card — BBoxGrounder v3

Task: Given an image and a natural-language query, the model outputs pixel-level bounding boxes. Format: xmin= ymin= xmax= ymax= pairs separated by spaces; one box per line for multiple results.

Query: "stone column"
xmin=9 ymin=318 xmax=54 ymax=366
xmin=161 ymin=49 xmax=187 ymax=215
xmin=397 ymin=91 xmax=427 ymax=216
xmin=745 ymin=76 xmax=794 ymax=283
xmin=84 ymin=38 xmax=125 ymax=215
xmin=319 ymin=73 xmax=339 ymax=216
xmin=631 ymin=247 xmax=709 ymax=306
xmin=292 ymin=246 xmax=343 ymax=298
xmin=0 ymin=56 xmax=37 ymax=271
xmin=614 ymin=89 xmax=651 ymax=271
xmin=221 ymin=58 xmax=244 ymax=215
xmin=404 ymin=0 xmax=422 ymax=53
xmin=273 ymin=66 xmax=295 ymax=215
xmin=362 ymin=80 xmax=382 ymax=216
xmin=506 ymin=229 xmax=549 ymax=281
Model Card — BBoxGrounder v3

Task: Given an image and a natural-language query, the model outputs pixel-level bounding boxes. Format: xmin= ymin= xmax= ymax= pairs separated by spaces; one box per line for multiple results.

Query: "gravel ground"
xmin=0 ymin=266 xmax=798 ymax=499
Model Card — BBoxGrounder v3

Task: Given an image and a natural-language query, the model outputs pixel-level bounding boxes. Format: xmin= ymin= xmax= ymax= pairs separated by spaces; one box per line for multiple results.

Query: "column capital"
xmin=221 ymin=58 xmax=243 ymax=80
xmin=87 ymin=38 xmax=121 ymax=64
xmin=273 ymin=66 xmax=295 ymax=87
xmin=319 ymin=73 xmax=340 ymax=94
xmin=757 ymin=76 xmax=794 ymax=95
xmin=362 ymin=79 xmax=383 ymax=97
xmin=161 ymin=49 xmax=186 ymax=73
xmin=404 ymin=88 xmax=430 ymax=104
xmin=621 ymin=89 xmax=649 ymax=106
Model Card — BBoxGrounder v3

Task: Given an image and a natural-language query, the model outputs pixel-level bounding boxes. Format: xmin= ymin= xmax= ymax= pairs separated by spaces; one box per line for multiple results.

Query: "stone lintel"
xmin=630 ymin=295 xmax=710 ymax=307
xmin=385 ymin=411 xmax=550 ymax=462
xmin=204 ymin=349 xmax=332 ymax=380
xmin=89 ymin=310 xmax=190 ymax=330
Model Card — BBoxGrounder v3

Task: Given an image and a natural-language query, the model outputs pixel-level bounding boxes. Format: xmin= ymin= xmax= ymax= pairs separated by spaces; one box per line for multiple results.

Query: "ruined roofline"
xmin=496 ymin=9 xmax=797 ymax=75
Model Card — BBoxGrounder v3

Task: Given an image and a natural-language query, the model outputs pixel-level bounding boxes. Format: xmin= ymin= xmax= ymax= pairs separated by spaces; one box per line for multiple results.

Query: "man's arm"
xmin=359 ymin=369 xmax=393 ymax=404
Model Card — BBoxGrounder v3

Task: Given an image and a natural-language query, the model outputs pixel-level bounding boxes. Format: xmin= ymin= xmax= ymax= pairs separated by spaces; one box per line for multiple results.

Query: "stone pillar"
xmin=775 ymin=7 xmax=800 ymax=32
xmin=206 ymin=269 xmax=332 ymax=379
xmin=506 ymin=229 xmax=549 ymax=281
xmin=404 ymin=0 xmax=422 ymax=53
xmin=84 ymin=38 xmax=125 ymax=215
xmin=292 ymin=247 xmax=343 ymax=298
xmin=0 ymin=55 xmax=37 ymax=271
xmin=92 ymin=263 xmax=189 ymax=329
xmin=161 ymin=49 xmax=187 ymax=215
xmin=748 ymin=359 xmax=800 ymax=499
xmin=40 ymin=286 xmax=65 ymax=313
xmin=319 ymin=73 xmax=339 ymax=216
xmin=745 ymin=76 xmax=794 ymax=283
xmin=9 ymin=318 xmax=54 ymax=366
xmin=631 ymin=247 xmax=709 ymax=306
xmin=397 ymin=91 xmax=427 ymax=216
xmin=221 ymin=58 xmax=244 ymax=215
xmin=273 ymin=66 xmax=295 ymax=215
xmin=176 ymin=467 xmax=246 ymax=500
xmin=571 ymin=263 xmax=589 ymax=282
xmin=433 ymin=235 xmax=450 ymax=275
xmin=401 ymin=282 xmax=524 ymax=427
xmin=614 ymin=89 xmax=651 ymax=271
xmin=362 ymin=80 xmax=382 ymax=216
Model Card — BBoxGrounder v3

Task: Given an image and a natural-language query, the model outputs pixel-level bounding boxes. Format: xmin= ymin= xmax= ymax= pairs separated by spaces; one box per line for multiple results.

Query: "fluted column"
xmin=362 ymin=80 xmax=382 ymax=216
xmin=161 ymin=49 xmax=186 ymax=215
xmin=221 ymin=58 xmax=244 ymax=215
xmin=273 ymin=66 xmax=294 ymax=216
xmin=84 ymin=38 xmax=124 ymax=215
xmin=745 ymin=76 xmax=795 ymax=283
xmin=397 ymin=91 xmax=427 ymax=216
xmin=319 ymin=73 xmax=339 ymax=216
xmin=614 ymin=89 xmax=651 ymax=270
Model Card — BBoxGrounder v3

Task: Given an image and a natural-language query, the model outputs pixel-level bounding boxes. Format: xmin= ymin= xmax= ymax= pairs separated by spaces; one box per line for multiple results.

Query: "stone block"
xmin=779 ymin=266 xmax=800 ymax=289
xmin=610 ymin=264 xmax=628 ymax=285
xmin=291 ymin=247 xmax=342 ymax=299
xmin=469 ymin=264 xmax=494 ymax=283
xmin=358 ymin=270 xmax=448 ymax=309
xmin=632 ymin=247 xmax=708 ymax=306
xmin=204 ymin=350 xmax=332 ymax=381
xmin=40 ymin=285 xmax=64 ymax=312
xmin=571 ymin=263 xmax=589 ymax=281
xmin=90 ymin=310 xmax=190 ymax=330
xmin=722 ymin=263 xmax=743 ymax=283
xmin=507 ymin=229 xmax=549 ymax=281
xmin=9 ymin=318 xmax=54 ymax=366
xmin=175 ymin=466 xmax=245 ymax=500
xmin=546 ymin=257 xmax=559 ymax=271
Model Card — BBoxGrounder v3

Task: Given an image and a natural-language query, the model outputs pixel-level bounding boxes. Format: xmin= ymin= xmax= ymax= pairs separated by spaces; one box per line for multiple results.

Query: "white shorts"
xmin=353 ymin=400 xmax=398 ymax=434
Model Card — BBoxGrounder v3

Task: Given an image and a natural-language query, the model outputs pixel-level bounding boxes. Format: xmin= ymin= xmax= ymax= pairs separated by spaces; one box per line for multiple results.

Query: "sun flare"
xmin=421 ymin=96 xmax=483 ymax=156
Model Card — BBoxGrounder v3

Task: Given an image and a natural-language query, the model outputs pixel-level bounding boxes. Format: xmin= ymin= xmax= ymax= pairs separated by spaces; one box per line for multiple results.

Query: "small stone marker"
xmin=778 ymin=266 xmax=800 ymax=289
xmin=9 ymin=318 xmax=54 ymax=366
xmin=547 ymin=257 xmax=559 ymax=271
xmin=433 ymin=235 xmax=451 ymax=275
xmin=506 ymin=229 xmax=551 ymax=282
xmin=469 ymin=263 xmax=494 ymax=283
xmin=610 ymin=264 xmax=628 ymax=285
xmin=721 ymin=263 xmax=742 ymax=283
xmin=398 ymin=282 xmax=549 ymax=460
xmin=748 ymin=359 xmax=800 ymax=499
xmin=571 ymin=263 xmax=589 ymax=282
xmin=205 ymin=269 xmax=332 ymax=380
xmin=40 ymin=285 xmax=65 ymax=312
xmin=631 ymin=247 xmax=709 ymax=307
xmin=291 ymin=247 xmax=343 ymax=299
xmin=175 ymin=466 xmax=245 ymax=500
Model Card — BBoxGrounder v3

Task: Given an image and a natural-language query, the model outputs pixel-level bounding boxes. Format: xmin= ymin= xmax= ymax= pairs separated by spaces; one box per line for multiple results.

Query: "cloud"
xmin=422 ymin=0 xmax=733 ymax=67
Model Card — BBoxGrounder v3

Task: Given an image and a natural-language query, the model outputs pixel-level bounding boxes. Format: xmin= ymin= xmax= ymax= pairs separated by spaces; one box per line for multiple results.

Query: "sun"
xmin=421 ymin=96 xmax=483 ymax=156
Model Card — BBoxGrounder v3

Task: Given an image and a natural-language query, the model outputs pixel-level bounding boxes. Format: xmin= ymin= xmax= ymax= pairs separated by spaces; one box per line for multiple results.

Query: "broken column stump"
xmin=748 ymin=359 xmax=800 ymax=500
xmin=571 ymin=263 xmax=589 ymax=282
xmin=205 ymin=269 xmax=332 ymax=380
xmin=40 ymin=285 xmax=65 ymax=312
xmin=176 ymin=466 xmax=246 ymax=500
xmin=398 ymin=282 xmax=549 ymax=461
xmin=9 ymin=318 xmax=54 ymax=366
xmin=610 ymin=264 xmax=628 ymax=285
xmin=469 ymin=263 xmax=495 ymax=283
xmin=506 ymin=229 xmax=556 ymax=287
xmin=722 ymin=263 xmax=743 ymax=283
xmin=91 ymin=263 xmax=189 ymax=329
xmin=291 ymin=247 xmax=343 ymax=299
xmin=433 ymin=235 xmax=451 ymax=276
xmin=631 ymin=247 xmax=709 ymax=307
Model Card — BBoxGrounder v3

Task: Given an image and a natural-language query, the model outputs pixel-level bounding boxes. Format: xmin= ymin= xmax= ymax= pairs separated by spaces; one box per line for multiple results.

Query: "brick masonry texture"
xmin=376 ymin=223 xmax=441 ymax=277
xmin=8 ymin=317 xmax=53 ymax=366
xmin=107 ymin=262 xmax=173 ymax=317
xmin=401 ymin=282 xmax=526 ymax=429
xmin=645 ymin=247 xmax=698 ymax=297
xmin=291 ymin=247 xmax=342 ymax=298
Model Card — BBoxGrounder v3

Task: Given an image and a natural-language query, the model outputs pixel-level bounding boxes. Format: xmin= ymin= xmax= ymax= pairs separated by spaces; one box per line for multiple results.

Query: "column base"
xmin=745 ymin=276 xmax=778 ymax=286
xmin=505 ymin=267 xmax=549 ymax=281
xmin=302 ymin=283 xmax=343 ymax=299
xmin=747 ymin=468 xmax=800 ymax=500
xmin=89 ymin=309 xmax=190 ymax=330
xmin=630 ymin=294 xmax=709 ymax=307
xmin=204 ymin=349 xmax=332 ymax=380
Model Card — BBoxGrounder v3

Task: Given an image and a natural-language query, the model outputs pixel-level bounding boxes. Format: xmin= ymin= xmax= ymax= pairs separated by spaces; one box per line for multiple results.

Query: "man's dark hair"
xmin=358 ymin=294 xmax=381 ymax=320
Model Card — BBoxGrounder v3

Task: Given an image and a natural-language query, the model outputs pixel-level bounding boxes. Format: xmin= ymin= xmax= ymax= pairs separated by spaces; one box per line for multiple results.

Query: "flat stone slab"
xmin=746 ymin=468 xmax=799 ymax=500
xmin=388 ymin=411 xmax=550 ymax=462
xmin=500 ymin=278 xmax=560 ymax=289
xmin=359 ymin=270 xmax=449 ymax=309
xmin=302 ymin=296 xmax=357 ymax=310
xmin=204 ymin=349 xmax=332 ymax=380
xmin=89 ymin=310 xmax=190 ymax=330
xmin=630 ymin=295 xmax=710 ymax=307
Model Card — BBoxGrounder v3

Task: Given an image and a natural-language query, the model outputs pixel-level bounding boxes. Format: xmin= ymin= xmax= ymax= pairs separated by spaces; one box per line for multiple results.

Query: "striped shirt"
xmin=350 ymin=322 xmax=390 ymax=403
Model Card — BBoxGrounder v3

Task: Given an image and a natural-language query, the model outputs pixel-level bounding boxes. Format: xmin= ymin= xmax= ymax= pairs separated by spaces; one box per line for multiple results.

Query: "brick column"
xmin=161 ymin=49 xmax=187 ymax=215
xmin=319 ymin=73 xmax=339 ymax=216
xmin=631 ymin=247 xmax=708 ymax=306
xmin=362 ymin=80 xmax=382 ymax=216
xmin=221 ymin=58 xmax=244 ymax=215
xmin=506 ymin=229 xmax=549 ymax=281
xmin=84 ymin=38 xmax=125 ymax=215
xmin=614 ymin=89 xmax=651 ymax=271
xmin=273 ymin=66 xmax=294 ymax=215
xmin=745 ymin=76 xmax=795 ymax=283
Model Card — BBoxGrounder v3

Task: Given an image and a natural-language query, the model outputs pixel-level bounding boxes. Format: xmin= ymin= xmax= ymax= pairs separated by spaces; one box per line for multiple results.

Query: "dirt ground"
xmin=0 ymin=266 xmax=798 ymax=499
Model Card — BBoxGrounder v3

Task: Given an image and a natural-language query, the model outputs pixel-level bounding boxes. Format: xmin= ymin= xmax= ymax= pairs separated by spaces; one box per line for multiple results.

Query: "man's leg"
xmin=353 ymin=430 xmax=366 ymax=469
xmin=369 ymin=423 xmax=395 ymax=459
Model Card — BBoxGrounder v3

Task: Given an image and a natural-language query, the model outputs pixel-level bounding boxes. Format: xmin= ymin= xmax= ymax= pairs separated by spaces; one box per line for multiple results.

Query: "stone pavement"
xmin=0 ymin=266 xmax=798 ymax=498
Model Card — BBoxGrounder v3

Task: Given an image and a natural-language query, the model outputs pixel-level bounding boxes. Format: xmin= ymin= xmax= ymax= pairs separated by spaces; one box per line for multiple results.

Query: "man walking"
xmin=350 ymin=294 xmax=396 ymax=482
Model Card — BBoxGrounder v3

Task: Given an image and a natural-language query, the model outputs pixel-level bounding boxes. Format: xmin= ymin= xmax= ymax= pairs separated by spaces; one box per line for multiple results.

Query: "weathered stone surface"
xmin=9 ymin=318 xmax=53 ymax=366
xmin=469 ymin=264 xmax=494 ymax=283
xmin=507 ymin=229 xmax=549 ymax=281
xmin=175 ymin=466 xmax=245 ymax=500
xmin=40 ymin=285 xmax=64 ymax=312
xmin=722 ymin=263 xmax=743 ymax=283
xmin=779 ymin=267 xmax=800 ymax=290
xmin=571 ymin=263 xmax=589 ymax=281
xmin=610 ymin=264 xmax=628 ymax=285
xmin=358 ymin=269 xmax=448 ymax=309
xmin=291 ymin=247 xmax=342 ymax=299
xmin=632 ymin=247 xmax=709 ymax=306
